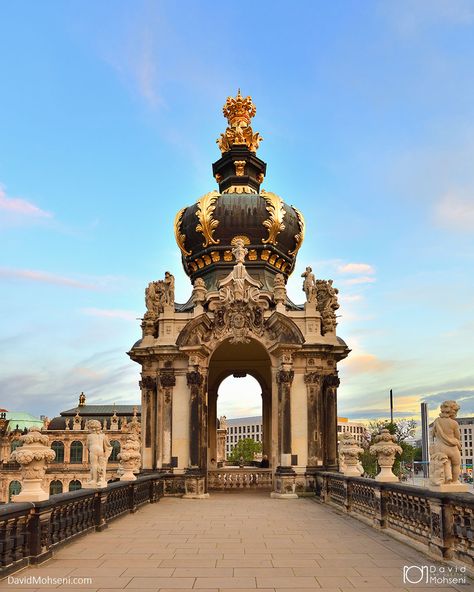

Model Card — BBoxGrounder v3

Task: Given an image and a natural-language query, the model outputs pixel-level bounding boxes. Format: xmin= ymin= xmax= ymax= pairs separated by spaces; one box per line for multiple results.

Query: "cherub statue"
xmin=86 ymin=419 xmax=112 ymax=488
xmin=430 ymin=400 xmax=462 ymax=486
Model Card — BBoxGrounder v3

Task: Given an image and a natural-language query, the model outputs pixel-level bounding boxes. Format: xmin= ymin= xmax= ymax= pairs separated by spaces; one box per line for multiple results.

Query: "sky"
xmin=1 ymin=1 xmax=473 ymax=426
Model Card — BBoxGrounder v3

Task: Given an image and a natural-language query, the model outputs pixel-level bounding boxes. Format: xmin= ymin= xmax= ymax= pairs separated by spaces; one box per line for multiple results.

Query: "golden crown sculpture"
xmin=217 ymin=90 xmax=263 ymax=154
xmin=222 ymin=89 xmax=256 ymax=126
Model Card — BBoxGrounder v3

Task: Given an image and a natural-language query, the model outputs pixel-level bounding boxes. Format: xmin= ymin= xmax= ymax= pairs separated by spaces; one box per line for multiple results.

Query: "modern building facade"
xmin=225 ymin=416 xmax=263 ymax=458
xmin=457 ymin=417 xmax=474 ymax=472
xmin=337 ymin=417 xmax=367 ymax=444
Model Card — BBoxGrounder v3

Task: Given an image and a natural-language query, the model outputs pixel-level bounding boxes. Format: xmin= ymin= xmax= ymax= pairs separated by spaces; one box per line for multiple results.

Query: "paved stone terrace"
xmin=1 ymin=493 xmax=472 ymax=591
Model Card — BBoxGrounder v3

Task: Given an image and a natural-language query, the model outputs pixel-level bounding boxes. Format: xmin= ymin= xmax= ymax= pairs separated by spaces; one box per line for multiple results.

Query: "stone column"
xmin=159 ymin=367 xmax=175 ymax=469
xmin=139 ymin=375 xmax=156 ymax=470
xmin=186 ymin=370 xmax=207 ymax=469
xmin=277 ymin=369 xmax=294 ymax=466
xmin=304 ymin=372 xmax=323 ymax=468
xmin=323 ymin=374 xmax=339 ymax=469
xmin=262 ymin=388 xmax=271 ymax=461
xmin=207 ymin=388 xmax=218 ymax=463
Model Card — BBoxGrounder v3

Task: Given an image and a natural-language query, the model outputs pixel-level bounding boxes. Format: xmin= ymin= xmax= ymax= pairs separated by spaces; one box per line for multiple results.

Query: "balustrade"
xmin=0 ymin=473 xmax=166 ymax=577
xmin=316 ymin=471 xmax=474 ymax=567
xmin=208 ymin=469 xmax=273 ymax=491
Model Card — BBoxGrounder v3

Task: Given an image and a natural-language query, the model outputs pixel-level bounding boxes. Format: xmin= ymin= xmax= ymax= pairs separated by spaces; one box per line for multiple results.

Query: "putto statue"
xmin=86 ymin=419 xmax=112 ymax=489
xmin=301 ymin=266 xmax=317 ymax=303
xmin=370 ymin=429 xmax=402 ymax=482
xmin=430 ymin=400 xmax=468 ymax=491
xmin=145 ymin=272 xmax=175 ymax=317
xmin=316 ymin=279 xmax=339 ymax=334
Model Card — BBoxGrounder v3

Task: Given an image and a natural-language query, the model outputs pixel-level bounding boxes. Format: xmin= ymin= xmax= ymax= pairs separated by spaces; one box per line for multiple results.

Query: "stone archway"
xmin=207 ymin=338 xmax=272 ymax=466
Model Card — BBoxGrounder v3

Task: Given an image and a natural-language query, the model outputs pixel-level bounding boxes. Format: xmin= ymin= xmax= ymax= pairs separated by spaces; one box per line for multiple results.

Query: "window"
xmin=49 ymin=480 xmax=63 ymax=495
xmin=8 ymin=480 xmax=21 ymax=501
xmin=51 ymin=441 xmax=65 ymax=463
xmin=239 ymin=426 xmax=242 ymax=434
xmin=70 ymin=441 xmax=83 ymax=464
xmin=69 ymin=480 xmax=82 ymax=492
xmin=110 ymin=440 xmax=121 ymax=462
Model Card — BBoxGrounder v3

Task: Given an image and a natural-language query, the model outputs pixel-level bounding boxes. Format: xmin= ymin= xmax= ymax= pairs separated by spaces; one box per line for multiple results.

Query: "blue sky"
xmin=1 ymin=1 xmax=473 ymax=425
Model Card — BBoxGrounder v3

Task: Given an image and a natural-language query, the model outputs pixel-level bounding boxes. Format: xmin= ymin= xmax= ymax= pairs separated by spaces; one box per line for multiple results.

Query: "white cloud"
xmin=434 ymin=191 xmax=474 ymax=232
xmin=338 ymin=263 xmax=375 ymax=275
xmin=0 ymin=185 xmax=52 ymax=219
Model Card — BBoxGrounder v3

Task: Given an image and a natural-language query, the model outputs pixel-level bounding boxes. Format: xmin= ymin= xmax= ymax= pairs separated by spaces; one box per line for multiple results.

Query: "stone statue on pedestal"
xmin=430 ymin=400 xmax=468 ymax=491
xmin=301 ymin=266 xmax=317 ymax=303
xmin=10 ymin=427 xmax=56 ymax=502
xmin=338 ymin=432 xmax=363 ymax=476
xmin=370 ymin=429 xmax=402 ymax=482
xmin=86 ymin=419 xmax=112 ymax=489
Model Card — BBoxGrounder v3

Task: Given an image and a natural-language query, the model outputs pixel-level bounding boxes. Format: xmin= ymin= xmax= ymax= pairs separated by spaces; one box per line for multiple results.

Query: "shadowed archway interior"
xmin=207 ymin=338 xmax=272 ymax=465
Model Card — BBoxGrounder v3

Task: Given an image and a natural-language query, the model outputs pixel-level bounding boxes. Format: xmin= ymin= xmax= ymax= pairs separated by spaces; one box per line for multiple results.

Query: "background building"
xmin=457 ymin=417 xmax=474 ymax=473
xmin=0 ymin=394 xmax=141 ymax=503
xmin=337 ymin=417 xmax=367 ymax=444
xmin=225 ymin=416 xmax=263 ymax=459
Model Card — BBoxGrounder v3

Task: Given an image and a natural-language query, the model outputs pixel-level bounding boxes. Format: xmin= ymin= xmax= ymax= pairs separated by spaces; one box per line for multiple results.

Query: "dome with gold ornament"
xmin=174 ymin=91 xmax=305 ymax=291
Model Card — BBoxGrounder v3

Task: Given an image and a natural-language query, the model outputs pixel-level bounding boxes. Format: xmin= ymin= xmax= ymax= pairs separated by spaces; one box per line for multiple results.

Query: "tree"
xmin=228 ymin=438 xmax=262 ymax=463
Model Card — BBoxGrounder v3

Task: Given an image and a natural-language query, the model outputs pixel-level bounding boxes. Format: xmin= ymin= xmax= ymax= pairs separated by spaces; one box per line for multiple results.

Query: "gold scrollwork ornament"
xmin=174 ymin=207 xmax=192 ymax=256
xmin=195 ymin=191 xmax=220 ymax=248
xmin=289 ymin=205 xmax=305 ymax=256
xmin=261 ymin=190 xmax=286 ymax=246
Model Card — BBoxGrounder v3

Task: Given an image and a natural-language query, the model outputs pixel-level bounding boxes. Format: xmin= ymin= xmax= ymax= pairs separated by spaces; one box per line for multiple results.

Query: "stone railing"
xmin=208 ymin=468 xmax=273 ymax=491
xmin=0 ymin=473 xmax=166 ymax=578
xmin=316 ymin=471 xmax=474 ymax=567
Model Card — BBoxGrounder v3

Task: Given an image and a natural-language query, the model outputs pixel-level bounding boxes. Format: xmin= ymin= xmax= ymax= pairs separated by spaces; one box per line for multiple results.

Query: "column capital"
xmin=140 ymin=375 xmax=156 ymax=390
xmin=186 ymin=370 xmax=203 ymax=386
xmin=304 ymin=372 xmax=323 ymax=385
xmin=324 ymin=374 xmax=340 ymax=389
xmin=276 ymin=369 xmax=294 ymax=384
xmin=159 ymin=371 xmax=176 ymax=388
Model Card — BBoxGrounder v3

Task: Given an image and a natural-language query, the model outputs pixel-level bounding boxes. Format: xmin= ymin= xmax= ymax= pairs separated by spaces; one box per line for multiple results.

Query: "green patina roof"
xmin=5 ymin=412 xmax=43 ymax=432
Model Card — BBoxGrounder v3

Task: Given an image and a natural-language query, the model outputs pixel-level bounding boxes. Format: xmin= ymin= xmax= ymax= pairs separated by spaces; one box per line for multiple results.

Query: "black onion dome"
xmin=173 ymin=92 xmax=306 ymax=291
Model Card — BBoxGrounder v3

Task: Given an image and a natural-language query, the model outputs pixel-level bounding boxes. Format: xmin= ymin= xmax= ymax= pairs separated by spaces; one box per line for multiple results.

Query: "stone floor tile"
xmin=193 ymin=577 xmax=256 ymax=588
xmin=256 ymin=576 xmax=317 ymax=588
xmin=233 ymin=567 xmax=294 ymax=577
xmin=347 ymin=575 xmax=397 ymax=587
xmin=314 ymin=576 xmax=353 ymax=588
xmin=124 ymin=576 xmax=195 ymax=588
xmin=172 ymin=567 xmax=233 ymax=577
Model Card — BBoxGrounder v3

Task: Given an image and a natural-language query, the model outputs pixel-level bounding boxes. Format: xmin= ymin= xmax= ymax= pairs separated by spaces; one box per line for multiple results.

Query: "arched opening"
xmin=51 ymin=441 xmax=64 ymax=463
xmin=49 ymin=480 xmax=63 ymax=495
xmin=207 ymin=338 xmax=272 ymax=469
xmin=109 ymin=440 xmax=121 ymax=462
xmin=9 ymin=480 xmax=21 ymax=501
xmin=217 ymin=375 xmax=263 ymax=465
xmin=68 ymin=479 xmax=82 ymax=491
xmin=70 ymin=441 xmax=83 ymax=464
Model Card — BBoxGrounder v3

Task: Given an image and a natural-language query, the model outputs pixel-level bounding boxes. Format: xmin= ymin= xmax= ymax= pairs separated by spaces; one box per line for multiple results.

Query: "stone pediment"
xmin=265 ymin=312 xmax=305 ymax=345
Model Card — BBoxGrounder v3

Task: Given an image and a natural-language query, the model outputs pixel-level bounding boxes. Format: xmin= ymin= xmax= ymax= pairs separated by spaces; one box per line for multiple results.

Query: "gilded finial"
xmin=217 ymin=91 xmax=263 ymax=154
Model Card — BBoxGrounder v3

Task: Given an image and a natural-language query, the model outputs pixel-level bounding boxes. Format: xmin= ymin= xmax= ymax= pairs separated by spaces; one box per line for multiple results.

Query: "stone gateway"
xmin=128 ymin=91 xmax=350 ymax=496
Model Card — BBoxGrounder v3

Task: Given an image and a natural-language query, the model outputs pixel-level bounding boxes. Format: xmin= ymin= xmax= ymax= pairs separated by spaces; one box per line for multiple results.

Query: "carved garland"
xmin=195 ymin=191 xmax=220 ymax=247
xmin=289 ymin=205 xmax=305 ymax=256
xmin=174 ymin=207 xmax=192 ymax=256
xmin=261 ymin=190 xmax=286 ymax=246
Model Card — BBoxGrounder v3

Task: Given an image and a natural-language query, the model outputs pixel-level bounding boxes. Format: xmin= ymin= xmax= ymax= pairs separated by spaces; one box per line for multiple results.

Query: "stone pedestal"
xmin=271 ymin=467 xmax=298 ymax=499
xmin=430 ymin=483 xmax=469 ymax=493
xmin=183 ymin=468 xmax=209 ymax=499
